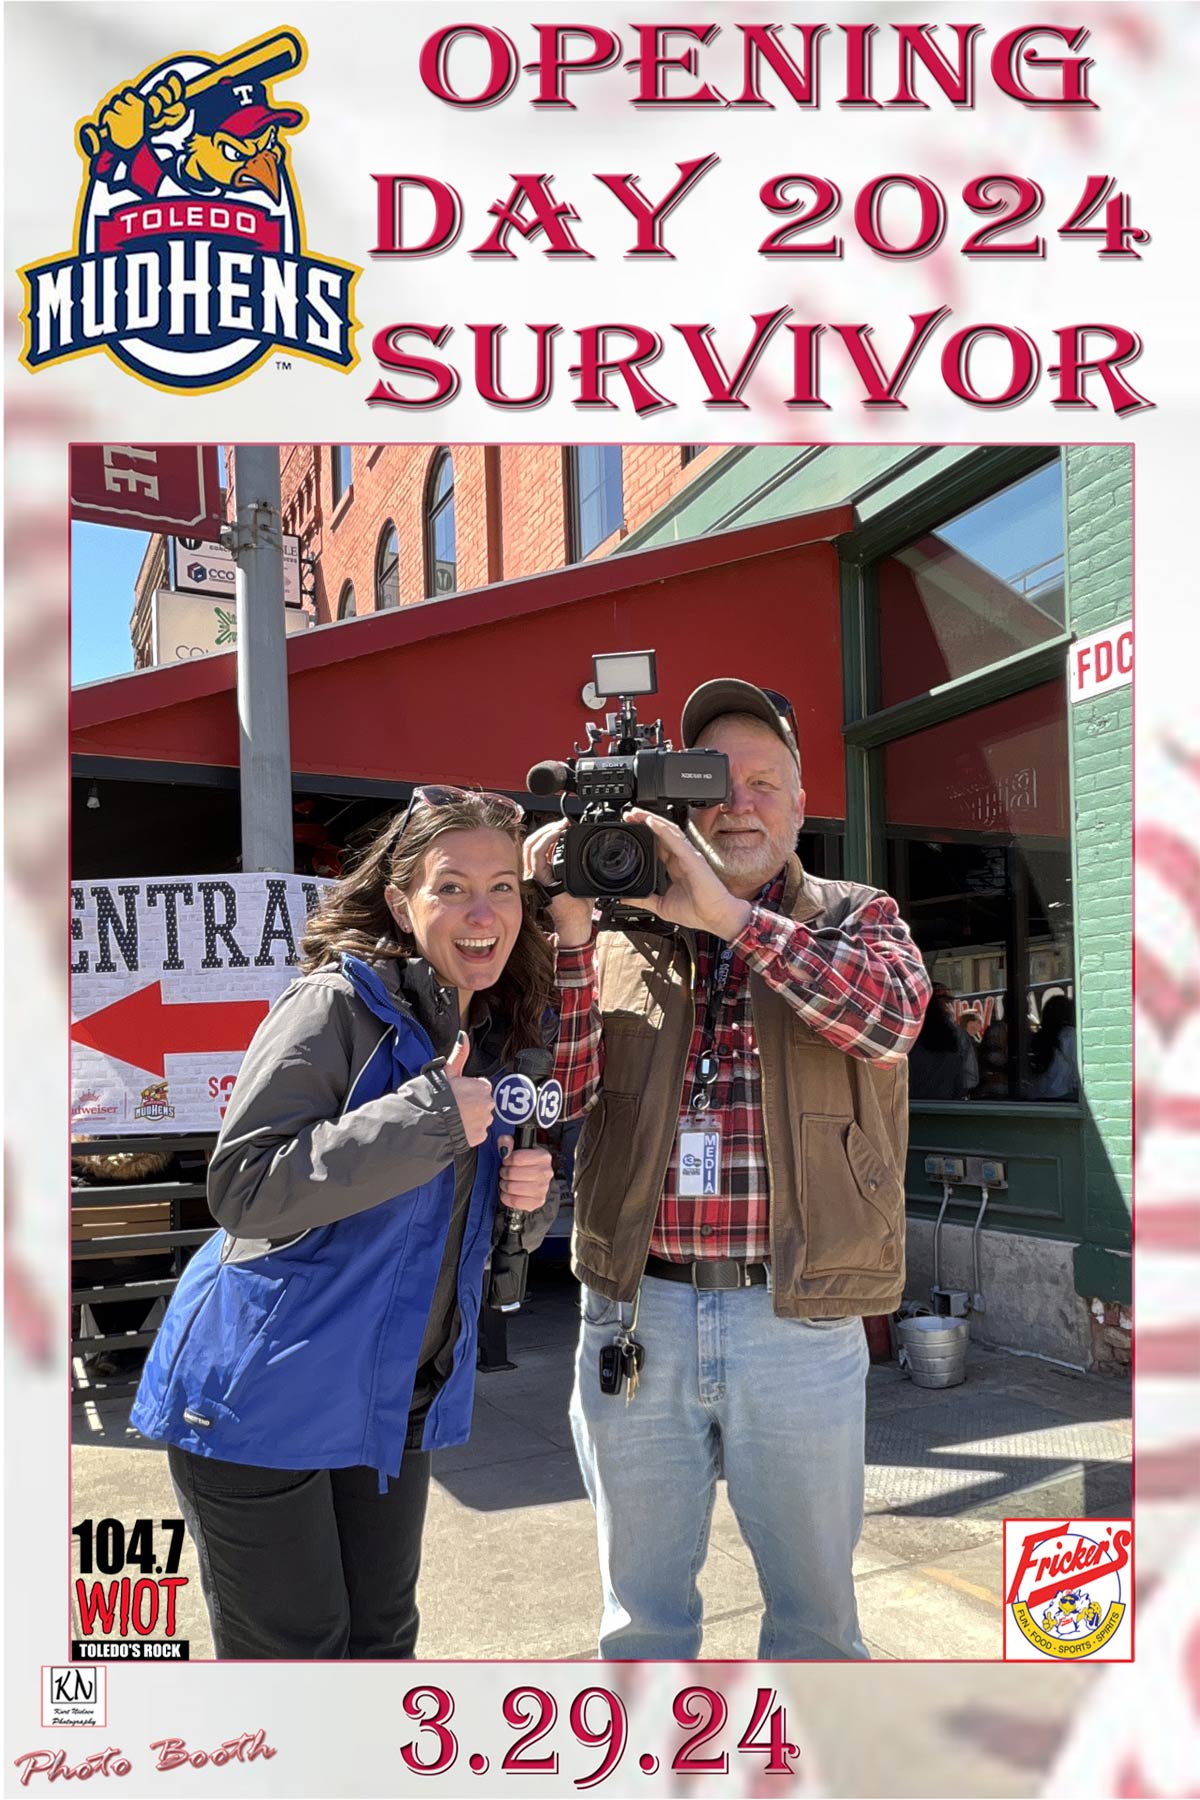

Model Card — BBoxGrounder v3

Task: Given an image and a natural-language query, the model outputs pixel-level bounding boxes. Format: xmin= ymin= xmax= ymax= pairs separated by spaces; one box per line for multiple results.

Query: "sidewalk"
xmin=72 ymin=1260 xmax=1131 ymax=1671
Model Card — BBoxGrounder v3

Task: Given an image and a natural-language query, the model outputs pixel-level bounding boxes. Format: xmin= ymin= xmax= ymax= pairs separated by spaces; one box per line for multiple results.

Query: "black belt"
xmin=644 ymin=1254 xmax=768 ymax=1291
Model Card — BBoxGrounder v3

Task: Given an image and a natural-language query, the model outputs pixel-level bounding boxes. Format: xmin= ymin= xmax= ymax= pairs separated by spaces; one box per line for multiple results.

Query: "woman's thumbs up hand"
xmin=444 ymin=1031 xmax=494 ymax=1146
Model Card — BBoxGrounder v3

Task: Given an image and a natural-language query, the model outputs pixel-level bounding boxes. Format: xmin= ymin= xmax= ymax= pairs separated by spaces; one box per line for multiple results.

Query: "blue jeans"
xmin=570 ymin=1276 xmax=870 ymax=1661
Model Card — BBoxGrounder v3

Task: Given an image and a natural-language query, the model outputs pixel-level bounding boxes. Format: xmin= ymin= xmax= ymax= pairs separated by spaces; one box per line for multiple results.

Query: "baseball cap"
xmin=193 ymin=78 xmax=303 ymax=139
xmin=681 ymin=678 xmax=801 ymax=768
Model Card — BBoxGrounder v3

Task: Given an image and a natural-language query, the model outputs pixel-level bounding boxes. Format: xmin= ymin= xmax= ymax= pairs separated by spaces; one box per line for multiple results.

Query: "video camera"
xmin=527 ymin=652 xmax=729 ymax=903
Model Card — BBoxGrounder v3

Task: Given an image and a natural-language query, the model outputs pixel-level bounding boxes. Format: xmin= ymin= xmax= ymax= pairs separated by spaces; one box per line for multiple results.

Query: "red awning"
xmin=72 ymin=506 xmax=854 ymax=816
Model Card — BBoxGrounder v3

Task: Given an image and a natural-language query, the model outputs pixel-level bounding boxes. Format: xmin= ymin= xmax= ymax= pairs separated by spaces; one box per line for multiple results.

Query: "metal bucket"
xmin=897 ymin=1314 xmax=969 ymax=1388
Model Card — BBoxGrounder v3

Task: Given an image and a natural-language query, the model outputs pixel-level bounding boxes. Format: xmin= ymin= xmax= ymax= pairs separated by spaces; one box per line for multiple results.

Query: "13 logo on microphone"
xmin=493 ymin=1074 xmax=564 ymax=1130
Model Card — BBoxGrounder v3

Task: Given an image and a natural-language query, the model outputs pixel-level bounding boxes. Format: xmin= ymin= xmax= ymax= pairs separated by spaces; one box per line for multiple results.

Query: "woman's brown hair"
xmin=300 ymin=794 xmax=554 ymax=1062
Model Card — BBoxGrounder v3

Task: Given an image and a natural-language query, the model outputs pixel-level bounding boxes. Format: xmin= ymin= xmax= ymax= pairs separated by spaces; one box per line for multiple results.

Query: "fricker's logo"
xmin=1004 ymin=1519 xmax=1132 ymax=1660
xmin=19 ymin=28 xmax=358 ymax=392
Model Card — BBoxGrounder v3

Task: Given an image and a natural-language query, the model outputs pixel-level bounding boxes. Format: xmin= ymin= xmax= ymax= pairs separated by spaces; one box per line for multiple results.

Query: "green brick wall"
xmin=1063 ymin=446 xmax=1133 ymax=1287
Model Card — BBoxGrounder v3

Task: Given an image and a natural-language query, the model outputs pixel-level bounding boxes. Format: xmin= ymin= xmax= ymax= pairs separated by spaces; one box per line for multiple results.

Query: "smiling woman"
xmin=130 ymin=787 xmax=571 ymax=1660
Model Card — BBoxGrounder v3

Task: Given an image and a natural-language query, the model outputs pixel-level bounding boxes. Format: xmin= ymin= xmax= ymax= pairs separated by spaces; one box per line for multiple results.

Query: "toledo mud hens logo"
xmin=134 ymin=1082 xmax=175 ymax=1122
xmin=19 ymin=28 xmax=358 ymax=391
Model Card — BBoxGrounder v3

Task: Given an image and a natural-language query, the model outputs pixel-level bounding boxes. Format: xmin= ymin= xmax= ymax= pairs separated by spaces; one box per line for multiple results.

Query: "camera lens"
xmin=581 ymin=826 xmax=648 ymax=895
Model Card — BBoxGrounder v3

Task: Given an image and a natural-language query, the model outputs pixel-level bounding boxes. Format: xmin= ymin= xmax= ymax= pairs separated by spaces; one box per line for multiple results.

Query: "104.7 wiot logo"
xmin=72 ymin=1516 xmax=190 ymax=1660
xmin=19 ymin=26 xmax=358 ymax=392
xmin=1004 ymin=1518 xmax=1133 ymax=1660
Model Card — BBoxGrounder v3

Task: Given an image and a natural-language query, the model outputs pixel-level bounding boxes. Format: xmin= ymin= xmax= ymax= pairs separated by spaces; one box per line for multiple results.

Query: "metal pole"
xmin=228 ymin=446 xmax=293 ymax=872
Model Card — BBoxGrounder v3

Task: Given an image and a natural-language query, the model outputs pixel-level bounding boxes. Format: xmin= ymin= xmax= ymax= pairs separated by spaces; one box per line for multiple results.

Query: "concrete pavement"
xmin=72 ymin=1261 xmax=1131 ymax=1677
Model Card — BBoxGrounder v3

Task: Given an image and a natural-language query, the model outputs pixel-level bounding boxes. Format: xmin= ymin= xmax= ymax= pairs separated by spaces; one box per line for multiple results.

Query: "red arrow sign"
xmin=71 ymin=983 xmax=269 ymax=1078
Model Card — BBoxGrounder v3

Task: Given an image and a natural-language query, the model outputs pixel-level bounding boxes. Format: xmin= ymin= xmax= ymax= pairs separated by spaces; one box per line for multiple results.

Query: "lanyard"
xmin=688 ymin=941 xmax=736 ymax=1114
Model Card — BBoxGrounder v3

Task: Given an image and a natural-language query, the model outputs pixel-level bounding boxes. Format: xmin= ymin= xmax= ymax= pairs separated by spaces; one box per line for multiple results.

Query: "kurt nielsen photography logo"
xmin=41 ymin=1666 xmax=105 ymax=1728
xmin=1004 ymin=1518 xmax=1133 ymax=1660
xmin=18 ymin=26 xmax=359 ymax=392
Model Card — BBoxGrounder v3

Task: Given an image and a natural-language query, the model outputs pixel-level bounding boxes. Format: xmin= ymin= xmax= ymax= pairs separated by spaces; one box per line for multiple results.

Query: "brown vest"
xmin=571 ymin=857 xmax=910 ymax=1318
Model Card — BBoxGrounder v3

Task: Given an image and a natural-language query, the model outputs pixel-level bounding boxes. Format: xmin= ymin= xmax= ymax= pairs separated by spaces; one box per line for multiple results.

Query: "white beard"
xmin=688 ymin=819 xmax=788 ymax=891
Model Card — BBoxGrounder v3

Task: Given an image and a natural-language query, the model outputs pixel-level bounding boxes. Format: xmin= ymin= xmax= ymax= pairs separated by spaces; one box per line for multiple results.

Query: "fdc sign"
xmin=1069 ymin=621 xmax=1133 ymax=703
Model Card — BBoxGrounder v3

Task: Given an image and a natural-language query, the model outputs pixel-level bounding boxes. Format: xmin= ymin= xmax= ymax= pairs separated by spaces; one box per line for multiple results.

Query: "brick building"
xmin=129 ymin=444 xmax=716 ymax=661
xmin=274 ymin=444 xmax=717 ymax=624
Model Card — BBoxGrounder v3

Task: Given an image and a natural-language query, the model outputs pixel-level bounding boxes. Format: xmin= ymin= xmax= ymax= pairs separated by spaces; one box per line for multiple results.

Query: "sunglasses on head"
xmin=391 ymin=784 xmax=525 ymax=857
xmin=760 ymin=687 xmax=800 ymax=748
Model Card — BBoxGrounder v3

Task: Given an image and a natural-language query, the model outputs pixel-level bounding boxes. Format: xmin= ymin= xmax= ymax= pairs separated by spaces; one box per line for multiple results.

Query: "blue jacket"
xmin=131 ymin=956 xmax=504 ymax=1480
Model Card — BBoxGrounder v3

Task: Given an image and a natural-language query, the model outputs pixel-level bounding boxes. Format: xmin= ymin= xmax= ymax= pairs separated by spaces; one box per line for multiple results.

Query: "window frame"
xmin=337 ymin=581 xmax=356 ymax=620
xmin=839 ymin=447 xmax=1066 ymax=882
xmin=566 ymin=445 xmax=625 ymax=561
xmin=837 ymin=446 xmax=1083 ymax=1245
xmin=331 ymin=446 xmax=352 ymax=509
xmin=841 ymin=445 xmax=1075 ymax=1097
xmin=374 ymin=522 xmax=399 ymax=611
xmin=423 ymin=450 xmax=457 ymax=598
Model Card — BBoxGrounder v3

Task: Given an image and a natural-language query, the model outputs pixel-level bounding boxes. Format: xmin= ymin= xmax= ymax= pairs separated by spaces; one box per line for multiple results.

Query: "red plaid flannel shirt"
xmin=553 ymin=871 xmax=930 ymax=1262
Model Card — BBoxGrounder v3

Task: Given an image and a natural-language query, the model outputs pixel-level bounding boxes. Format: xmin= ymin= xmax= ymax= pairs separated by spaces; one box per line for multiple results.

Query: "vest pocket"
xmin=573 ymin=1091 xmax=640 ymax=1244
xmin=801 ymin=1116 xmax=902 ymax=1276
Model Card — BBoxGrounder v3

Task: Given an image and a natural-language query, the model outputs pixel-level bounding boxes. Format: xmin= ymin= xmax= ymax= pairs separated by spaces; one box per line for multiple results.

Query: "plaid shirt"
xmin=553 ymin=870 xmax=930 ymax=1263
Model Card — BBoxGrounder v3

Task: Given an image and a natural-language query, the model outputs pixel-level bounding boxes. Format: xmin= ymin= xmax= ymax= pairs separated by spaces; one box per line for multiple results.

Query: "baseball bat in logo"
xmin=19 ymin=27 xmax=359 ymax=392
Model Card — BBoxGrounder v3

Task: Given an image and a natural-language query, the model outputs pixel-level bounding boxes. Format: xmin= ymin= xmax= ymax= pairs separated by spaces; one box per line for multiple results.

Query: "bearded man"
xmin=528 ymin=677 xmax=931 ymax=1660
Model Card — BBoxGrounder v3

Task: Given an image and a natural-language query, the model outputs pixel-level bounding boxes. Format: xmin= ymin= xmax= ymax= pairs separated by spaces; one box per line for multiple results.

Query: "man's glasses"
xmin=390 ymin=784 xmax=524 ymax=858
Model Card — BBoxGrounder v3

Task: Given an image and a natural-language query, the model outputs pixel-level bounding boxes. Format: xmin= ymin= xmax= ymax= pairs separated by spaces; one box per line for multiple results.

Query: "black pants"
xmin=168 ymin=1445 xmax=431 ymax=1660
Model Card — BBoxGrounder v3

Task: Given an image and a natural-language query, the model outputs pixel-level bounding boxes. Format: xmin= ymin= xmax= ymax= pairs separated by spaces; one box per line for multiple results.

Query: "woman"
xmin=132 ymin=789 xmax=560 ymax=1659
xmin=1027 ymin=994 xmax=1078 ymax=1100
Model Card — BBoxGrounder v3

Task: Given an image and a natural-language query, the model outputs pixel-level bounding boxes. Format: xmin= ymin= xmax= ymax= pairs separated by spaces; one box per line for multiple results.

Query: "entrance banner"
xmin=70 ymin=874 xmax=330 ymax=1136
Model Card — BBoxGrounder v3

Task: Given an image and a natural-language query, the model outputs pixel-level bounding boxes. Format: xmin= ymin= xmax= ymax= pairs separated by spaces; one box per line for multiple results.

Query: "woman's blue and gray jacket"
xmin=132 ymin=954 xmax=523 ymax=1483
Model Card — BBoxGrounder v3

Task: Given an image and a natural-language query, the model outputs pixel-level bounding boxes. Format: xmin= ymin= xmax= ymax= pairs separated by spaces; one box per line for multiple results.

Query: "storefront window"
xmin=876 ymin=462 xmax=1064 ymax=708
xmin=884 ymin=682 xmax=1074 ymax=1103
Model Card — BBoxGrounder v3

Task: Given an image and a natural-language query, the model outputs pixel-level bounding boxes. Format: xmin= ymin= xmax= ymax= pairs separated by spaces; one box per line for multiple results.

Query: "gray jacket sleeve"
xmin=494 ymin=1177 xmax=562 ymax=1256
xmin=208 ymin=977 xmax=470 ymax=1239
xmin=516 ymin=1180 xmax=562 ymax=1254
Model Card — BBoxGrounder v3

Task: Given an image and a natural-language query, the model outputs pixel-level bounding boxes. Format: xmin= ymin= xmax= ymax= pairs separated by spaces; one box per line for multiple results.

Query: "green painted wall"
xmin=1063 ymin=446 xmax=1133 ymax=1286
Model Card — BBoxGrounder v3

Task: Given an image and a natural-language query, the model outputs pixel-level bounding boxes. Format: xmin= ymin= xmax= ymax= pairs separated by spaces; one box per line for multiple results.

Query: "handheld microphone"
xmin=487 ymin=1049 xmax=564 ymax=1312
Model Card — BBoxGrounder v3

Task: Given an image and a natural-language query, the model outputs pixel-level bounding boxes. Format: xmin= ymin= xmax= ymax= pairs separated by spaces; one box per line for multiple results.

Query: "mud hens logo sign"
xmin=18 ymin=28 xmax=358 ymax=391
xmin=1003 ymin=1519 xmax=1132 ymax=1661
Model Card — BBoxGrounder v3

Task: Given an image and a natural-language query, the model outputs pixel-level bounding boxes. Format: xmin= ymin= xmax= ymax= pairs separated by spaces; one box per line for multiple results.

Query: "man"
xmin=527 ymin=678 xmax=931 ymax=1660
